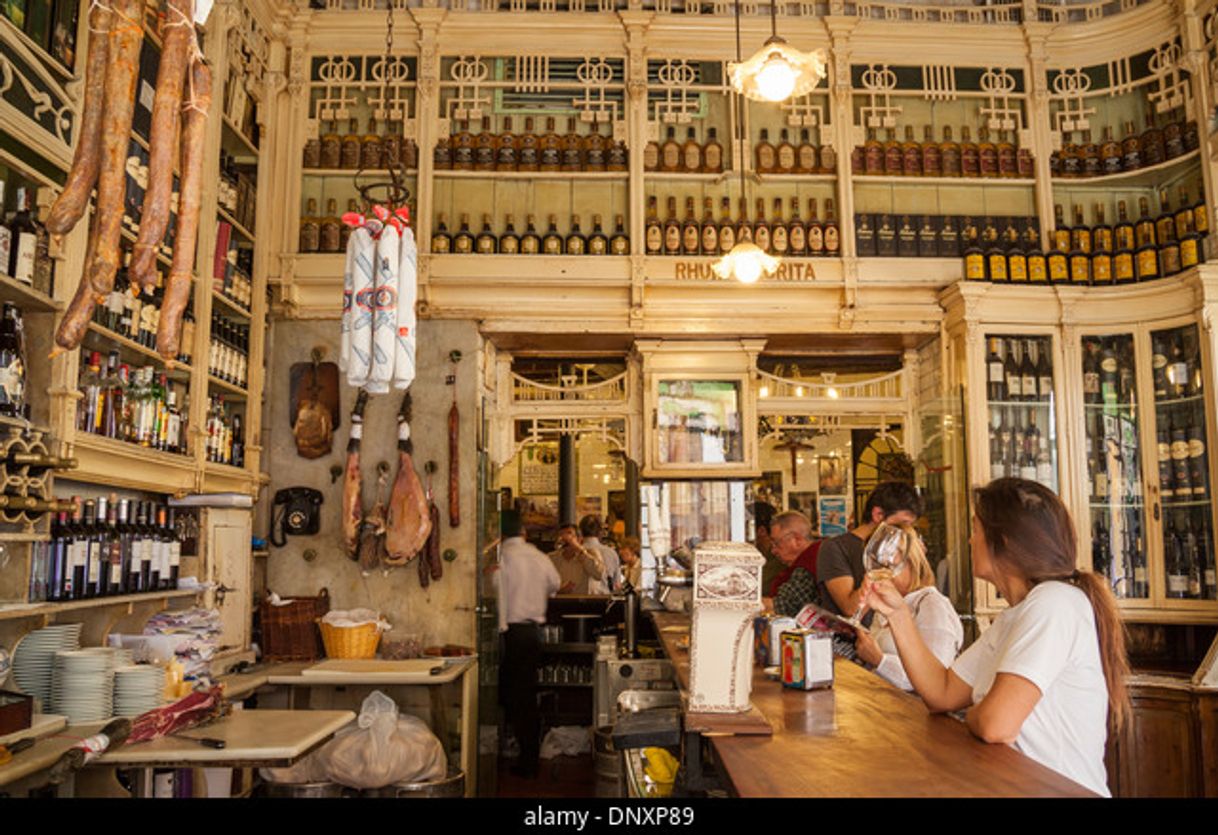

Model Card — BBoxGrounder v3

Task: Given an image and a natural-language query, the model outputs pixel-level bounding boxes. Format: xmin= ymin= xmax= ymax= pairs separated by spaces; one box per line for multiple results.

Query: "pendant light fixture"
xmin=729 ymin=0 xmax=826 ymax=103
xmin=714 ymin=0 xmax=781 ymax=284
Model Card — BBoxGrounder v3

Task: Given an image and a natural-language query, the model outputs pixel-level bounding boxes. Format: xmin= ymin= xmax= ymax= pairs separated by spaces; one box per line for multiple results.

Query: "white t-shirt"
xmin=951 ymin=581 xmax=1111 ymax=797
xmin=871 ymin=585 xmax=963 ymax=692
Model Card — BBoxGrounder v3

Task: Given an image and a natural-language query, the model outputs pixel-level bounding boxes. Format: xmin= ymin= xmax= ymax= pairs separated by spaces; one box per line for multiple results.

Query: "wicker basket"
xmin=259 ymin=588 xmax=330 ymax=661
xmin=318 ymin=619 xmax=382 ymax=659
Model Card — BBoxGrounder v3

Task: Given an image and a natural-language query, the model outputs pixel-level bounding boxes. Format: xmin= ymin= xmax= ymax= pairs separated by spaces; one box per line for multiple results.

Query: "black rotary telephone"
xmin=271 ymin=487 xmax=324 ymax=546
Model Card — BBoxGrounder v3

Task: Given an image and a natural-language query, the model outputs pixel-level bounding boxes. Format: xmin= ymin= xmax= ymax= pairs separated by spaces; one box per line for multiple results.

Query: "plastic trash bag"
xmin=324 ymin=691 xmax=447 ymax=789
xmin=539 ymin=725 xmax=592 ymax=759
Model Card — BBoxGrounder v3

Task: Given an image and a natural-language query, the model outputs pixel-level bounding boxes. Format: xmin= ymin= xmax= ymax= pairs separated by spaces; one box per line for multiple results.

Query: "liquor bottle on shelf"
xmin=1003 ymin=338 xmax=1022 ymax=402
xmin=518 ymin=118 xmax=540 ymax=172
xmin=1070 ymin=205 xmax=1092 ymax=253
xmin=320 ymin=120 xmax=342 ymax=169
xmin=1068 ymin=220 xmax=1090 ymax=286
xmin=977 ymin=127 xmax=998 ymax=178
xmin=703 ymin=127 xmax=723 ymax=173
xmin=340 ymin=199 xmax=358 ymax=252
xmin=862 ymin=128 xmax=883 ymax=175
xmin=788 ymin=198 xmax=806 ymax=256
xmin=299 ymin=198 xmax=320 ymax=253
xmin=610 ymin=215 xmax=629 ymax=255
xmin=1155 ymin=189 xmax=1177 ymax=247
xmin=521 ymin=215 xmax=541 ymax=254
xmin=1174 ymin=184 xmax=1196 ymax=241
xmin=663 ymin=197 xmax=681 ymax=256
xmin=939 ymin=126 xmax=961 ymax=177
xmin=1113 ymin=201 xmax=1135 ymax=252
xmin=902 ymin=126 xmax=922 ymax=177
xmin=499 ymin=215 xmax=521 ymax=255
xmin=986 ymin=227 xmax=1008 ymax=281
xmin=1201 ymin=521 xmax=1217 ymax=600
xmin=1051 ymin=205 xmax=1070 ymax=254
xmin=819 ymin=133 xmax=836 ymax=173
xmin=823 ymin=200 xmax=840 ymax=256
xmin=542 ymin=215 xmax=563 ymax=255
xmin=565 ymin=215 xmax=586 ymax=256
xmin=1166 ymin=513 xmax=1189 ymax=598
xmin=588 ymin=215 xmax=609 ymax=256
xmin=301 ymin=127 xmax=321 ymax=167
xmin=10 ymin=187 xmax=51 ymax=293
xmin=584 ymin=121 xmax=607 ymax=172
xmin=922 ymin=125 xmax=942 ymax=176
xmin=959 ymin=126 xmax=980 ymax=177
xmin=718 ymin=198 xmax=736 ymax=255
xmin=1035 ymin=340 xmax=1053 ymax=401
xmin=451 ymin=120 xmax=475 ymax=171
xmin=660 ymin=126 xmax=681 ymax=173
xmin=736 ymin=197 xmax=753 ymax=245
xmin=856 ymin=212 xmax=877 ymax=258
xmin=682 ymin=197 xmax=700 ymax=256
xmin=382 ymin=119 xmax=402 ymax=168
xmin=700 ymin=198 xmax=718 ymax=256
xmin=776 ymin=129 xmax=796 ymax=174
xmin=474 ymin=117 xmax=497 ymax=172
xmin=681 ymin=126 xmax=701 ymax=173
xmin=997 ymin=130 xmax=1017 ymax=179
xmin=1078 ymin=130 xmax=1100 ymax=177
xmin=771 ymin=199 xmax=789 ymax=256
xmin=361 ymin=119 xmax=383 ymax=170
xmin=1120 ymin=120 xmax=1141 ymax=171
xmin=755 ymin=129 xmax=776 ymax=173
xmin=752 ymin=198 xmax=770 ymax=254
xmin=319 ymin=199 xmax=341 ymax=254
xmin=453 ymin=214 xmax=475 ymax=254
xmin=1141 ymin=110 xmax=1165 ymax=167
xmin=1098 ymin=126 xmax=1122 ymax=175
xmin=645 ymin=196 xmax=662 ymax=256
xmin=607 ymin=130 xmax=628 ymax=172
xmin=987 ymin=338 xmax=1006 ymax=401
xmin=797 ymin=129 xmax=818 ymax=174
xmin=883 ymin=128 xmax=903 ymax=176
xmin=805 ymin=199 xmax=823 ymax=256
xmin=475 ymin=214 xmax=497 ymax=255
xmin=1020 ymin=339 xmax=1038 ymax=403
xmin=431 ymin=213 xmax=452 ymax=254
xmin=1091 ymin=204 xmax=1113 ymax=253
xmin=1082 ymin=339 xmax=1101 ymax=405
xmin=340 ymin=118 xmax=361 ymax=169
xmin=562 ymin=118 xmax=583 ymax=172
xmin=0 ymin=303 xmax=26 ymax=419
xmin=989 ymin=413 xmax=1006 ymax=481
xmin=1134 ymin=197 xmax=1157 ymax=248
xmin=643 ymin=130 xmax=660 ymax=172
xmin=496 ymin=117 xmax=518 ymax=171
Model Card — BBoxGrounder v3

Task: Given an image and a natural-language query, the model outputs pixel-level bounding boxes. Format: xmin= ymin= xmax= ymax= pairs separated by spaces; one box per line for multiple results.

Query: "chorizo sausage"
xmin=156 ymin=50 xmax=211 ymax=361
xmin=448 ymin=399 xmax=460 ymax=528
xmin=52 ymin=215 xmax=102 ymax=354
xmin=129 ymin=0 xmax=193 ymax=292
xmin=46 ymin=0 xmax=111 ymax=236
xmin=84 ymin=0 xmax=144 ymax=297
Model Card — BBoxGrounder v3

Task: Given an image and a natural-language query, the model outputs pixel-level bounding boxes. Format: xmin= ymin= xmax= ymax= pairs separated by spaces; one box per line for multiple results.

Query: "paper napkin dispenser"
xmin=688 ymin=541 xmax=764 ymax=714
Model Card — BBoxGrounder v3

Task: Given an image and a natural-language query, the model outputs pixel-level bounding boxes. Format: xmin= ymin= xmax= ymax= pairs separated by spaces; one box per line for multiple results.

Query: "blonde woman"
xmin=854 ymin=522 xmax=963 ymax=692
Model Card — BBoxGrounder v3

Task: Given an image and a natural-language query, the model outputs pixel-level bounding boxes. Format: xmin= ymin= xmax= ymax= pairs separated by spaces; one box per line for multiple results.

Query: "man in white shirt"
xmin=491 ymin=510 xmax=560 ymax=778
xmin=580 ymin=514 xmax=621 ymax=594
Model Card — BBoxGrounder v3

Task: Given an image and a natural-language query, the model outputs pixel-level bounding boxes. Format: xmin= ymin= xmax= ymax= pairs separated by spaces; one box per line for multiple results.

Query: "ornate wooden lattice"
xmin=308 ymin=54 xmax=418 ymax=125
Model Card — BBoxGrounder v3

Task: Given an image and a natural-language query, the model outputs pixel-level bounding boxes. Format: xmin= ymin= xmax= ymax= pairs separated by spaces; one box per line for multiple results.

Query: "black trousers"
xmin=500 ymin=622 xmax=542 ymax=770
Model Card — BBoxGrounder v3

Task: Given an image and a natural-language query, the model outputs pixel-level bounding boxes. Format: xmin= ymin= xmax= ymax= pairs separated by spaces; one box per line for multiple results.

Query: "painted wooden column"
xmin=411 ymin=7 xmax=445 ymax=315
xmin=621 ymin=11 xmax=654 ymax=327
xmin=272 ymin=17 xmax=310 ymax=311
xmin=825 ymin=18 xmax=858 ymax=325
xmin=1022 ymin=27 xmax=1056 ymax=251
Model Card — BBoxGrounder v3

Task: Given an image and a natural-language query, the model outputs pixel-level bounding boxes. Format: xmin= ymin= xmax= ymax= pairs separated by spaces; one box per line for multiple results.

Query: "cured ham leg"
xmin=360 ymin=463 xmax=389 ymax=573
xmin=384 ymin=392 xmax=431 ymax=565
xmin=342 ymin=390 xmax=369 ymax=561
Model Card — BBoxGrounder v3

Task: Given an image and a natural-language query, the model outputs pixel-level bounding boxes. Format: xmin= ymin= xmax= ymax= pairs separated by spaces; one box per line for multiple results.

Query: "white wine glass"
xmin=841 ymin=522 xmax=910 ymax=627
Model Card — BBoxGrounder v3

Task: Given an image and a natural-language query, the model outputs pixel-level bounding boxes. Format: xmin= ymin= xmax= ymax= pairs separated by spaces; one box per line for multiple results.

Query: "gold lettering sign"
xmin=672 ymin=261 xmax=818 ymax=282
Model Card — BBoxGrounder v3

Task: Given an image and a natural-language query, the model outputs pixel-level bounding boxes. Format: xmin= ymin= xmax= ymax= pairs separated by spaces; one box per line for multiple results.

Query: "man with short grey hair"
xmin=762 ymin=510 xmax=821 ymax=616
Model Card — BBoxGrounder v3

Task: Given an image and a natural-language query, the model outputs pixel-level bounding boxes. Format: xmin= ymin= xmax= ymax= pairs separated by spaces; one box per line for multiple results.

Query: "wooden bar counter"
xmin=650 ymin=611 xmax=1095 ymax=798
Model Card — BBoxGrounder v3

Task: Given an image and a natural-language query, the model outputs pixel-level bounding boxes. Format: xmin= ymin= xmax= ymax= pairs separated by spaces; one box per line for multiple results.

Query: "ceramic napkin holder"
xmin=688 ymin=541 xmax=764 ymax=713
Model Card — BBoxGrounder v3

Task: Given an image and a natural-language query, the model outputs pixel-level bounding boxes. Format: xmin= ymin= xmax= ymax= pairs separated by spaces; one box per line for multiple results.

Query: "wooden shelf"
xmin=83 ymin=323 xmax=193 ymax=383
xmin=0 ymin=273 xmax=59 ymax=312
xmin=68 ymin=433 xmax=196 ymax=494
xmin=218 ymin=207 xmax=256 ymax=243
xmin=435 ymin=170 xmax=625 ymax=181
xmin=1155 ymin=395 xmax=1205 ymax=407
xmin=222 ymin=115 xmax=260 ymax=160
xmin=540 ymin=642 xmax=595 ymax=654
xmin=204 ymin=461 xmax=249 ymax=478
xmin=645 ymin=171 xmax=734 ymax=182
xmin=209 ymin=375 xmax=249 ymax=400
xmin=987 ymin=400 xmax=1054 ymax=407
xmin=854 ymin=174 xmax=1035 ymax=187
xmin=302 ymin=167 xmax=419 ymax=178
xmin=0 ymin=588 xmax=200 ymax=623
xmin=1050 ymin=150 xmax=1201 ymax=190
xmin=0 ymin=531 xmax=50 ymax=542
xmin=212 ymin=291 xmax=252 ymax=319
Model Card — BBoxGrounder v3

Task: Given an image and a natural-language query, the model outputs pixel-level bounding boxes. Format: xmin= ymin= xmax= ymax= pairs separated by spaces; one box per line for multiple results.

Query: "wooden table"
xmin=216 ymin=658 xmax=478 ymax=796
xmin=651 ymin=611 xmax=1095 ymax=798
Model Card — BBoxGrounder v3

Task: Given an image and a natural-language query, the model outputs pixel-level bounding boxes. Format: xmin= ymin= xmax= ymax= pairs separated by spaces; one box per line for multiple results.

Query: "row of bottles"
xmin=1051 ymin=111 xmax=1199 ymax=179
xmin=303 ymin=118 xmax=420 ymax=171
xmin=852 ymin=126 xmax=1033 ymax=179
xmin=989 ymin=407 xmax=1055 ymax=489
xmin=1092 ymin=509 xmax=1150 ymax=599
xmin=1 ymin=0 xmax=78 ymax=68
xmin=1163 ymin=509 xmax=1218 ymax=600
xmin=76 ymin=352 xmax=189 ymax=455
xmin=213 ymin=225 xmax=253 ymax=311
xmin=209 ymin=314 xmax=249 ymax=388
xmin=858 ymin=213 xmax=1037 ymax=259
xmin=0 ymin=176 xmax=54 ymax=294
xmin=986 ymin=337 xmax=1054 ymax=404
xmin=27 ymin=497 xmax=182 ymax=603
xmin=0 ymin=304 xmax=28 ymax=420
xmin=205 ymin=395 xmax=244 ymax=467
xmin=435 ymin=116 xmax=627 ymax=173
xmin=94 ymin=262 xmax=194 ymax=366
xmin=432 ymin=212 xmax=629 ymax=256
xmin=643 ymin=195 xmax=841 ymax=257
xmin=217 ymin=149 xmax=256 ymax=234
xmin=1151 ymin=330 xmax=1203 ymax=402
xmin=300 ymin=198 xmax=371 ymax=254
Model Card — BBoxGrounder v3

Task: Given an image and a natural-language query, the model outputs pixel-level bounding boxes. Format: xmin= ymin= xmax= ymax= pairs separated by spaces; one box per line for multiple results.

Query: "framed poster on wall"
xmin=818 ymin=456 xmax=847 ymax=496
xmin=519 ymin=442 xmax=559 ymax=495
xmin=818 ymin=496 xmax=848 ymax=537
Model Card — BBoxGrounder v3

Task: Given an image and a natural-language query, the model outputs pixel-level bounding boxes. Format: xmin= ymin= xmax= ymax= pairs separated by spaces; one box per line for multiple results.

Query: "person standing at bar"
xmin=817 ymin=481 xmax=923 ymax=622
xmin=580 ymin=514 xmax=621 ymax=593
xmin=852 ymin=522 xmax=963 ymax=691
xmin=490 ymin=509 xmax=560 ymax=778
xmin=549 ymin=522 xmax=606 ymax=594
xmin=761 ymin=510 xmax=822 ymax=616
xmin=619 ymin=536 xmax=643 ymax=590
xmin=754 ymin=502 xmax=785 ymax=595
xmin=862 ymin=478 xmax=1129 ymax=797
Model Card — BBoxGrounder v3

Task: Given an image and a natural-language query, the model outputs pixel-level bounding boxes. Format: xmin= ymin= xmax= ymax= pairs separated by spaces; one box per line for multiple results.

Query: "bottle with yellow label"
xmin=1090 ymin=249 xmax=1113 ymax=285
xmin=1135 ymin=244 xmax=1160 ymax=282
xmin=1047 ymin=239 xmax=1069 ymax=284
xmin=1008 ymin=248 xmax=1028 ymax=282
xmin=1113 ymin=247 xmax=1136 ymax=284
xmin=1069 ymin=248 xmax=1091 ymax=285
xmin=986 ymin=243 xmax=1009 ymax=283
xmin=1051 ymin=204 xmax=1071 ymax=253
xmin=1160 ymin=235 xmax=1182 ymax=276
xmin=1180 ymin=231 xmax=1205 ymax=269
xmin=964 ymin=241 xmax=986 ymax=281
xmin=1027 ymin=246 xmax=1048 ymax=283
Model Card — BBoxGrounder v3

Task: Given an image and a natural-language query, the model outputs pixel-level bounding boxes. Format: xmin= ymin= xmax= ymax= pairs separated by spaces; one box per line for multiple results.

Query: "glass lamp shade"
xmin=729 ymin=37 xmax=827 ymax=103
xmin=712 ymin=241 xmax=780 ymax=284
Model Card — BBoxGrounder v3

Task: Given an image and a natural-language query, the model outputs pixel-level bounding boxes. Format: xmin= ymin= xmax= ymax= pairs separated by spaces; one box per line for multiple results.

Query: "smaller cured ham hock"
xmin=384 ymin=392 xmax=431 ymax=565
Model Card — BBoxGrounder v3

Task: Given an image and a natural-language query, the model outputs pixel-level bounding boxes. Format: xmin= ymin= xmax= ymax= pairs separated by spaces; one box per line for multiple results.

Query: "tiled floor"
xmin=494 ymin=754 xmax=600 ymax=798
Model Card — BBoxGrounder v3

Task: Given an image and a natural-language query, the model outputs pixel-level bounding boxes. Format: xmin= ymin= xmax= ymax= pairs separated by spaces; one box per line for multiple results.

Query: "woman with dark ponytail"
xmin=861 ymin=477 xmax=1129 ymax=796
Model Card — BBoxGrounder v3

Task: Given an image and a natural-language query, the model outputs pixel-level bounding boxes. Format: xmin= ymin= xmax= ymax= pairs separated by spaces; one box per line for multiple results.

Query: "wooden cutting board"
xmin=302 ymin=659 xmax=446 ymax=676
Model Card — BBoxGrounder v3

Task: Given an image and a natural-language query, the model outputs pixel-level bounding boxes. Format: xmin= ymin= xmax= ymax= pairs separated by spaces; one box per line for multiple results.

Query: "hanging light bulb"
xmin=712 ymin=241 xmax=779 ymax=284
xmin=728 ymin=1 xmax=826 ymax=104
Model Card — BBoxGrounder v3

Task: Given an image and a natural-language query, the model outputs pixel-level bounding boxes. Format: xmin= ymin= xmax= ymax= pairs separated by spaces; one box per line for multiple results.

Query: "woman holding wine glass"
xmin=860 ymin=478 xmax=1129 ymax=797
xmin=852 ymin=523 xmax=963 ymax=691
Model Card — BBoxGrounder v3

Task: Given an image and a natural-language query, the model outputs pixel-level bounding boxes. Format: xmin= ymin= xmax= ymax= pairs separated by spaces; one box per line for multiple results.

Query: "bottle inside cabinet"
xmin=1151 ymin=323 xmax=1216 ymax=600
xmin=985 ymin=335 xmax=1057 ymax=494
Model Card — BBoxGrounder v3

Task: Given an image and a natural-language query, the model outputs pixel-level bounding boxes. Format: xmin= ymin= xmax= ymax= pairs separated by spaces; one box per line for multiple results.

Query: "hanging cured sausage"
xmin=342 ymin=391 xmax=370 ymax=561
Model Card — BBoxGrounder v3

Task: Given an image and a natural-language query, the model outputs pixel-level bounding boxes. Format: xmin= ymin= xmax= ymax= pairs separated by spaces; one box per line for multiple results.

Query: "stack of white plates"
xmin=51 ymin=650 xmax=115 ymax=724
xmin=113 ymin=665 xmax=165 ymax=717
xmin=11 ymin=624 xmax=83 ymax=709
